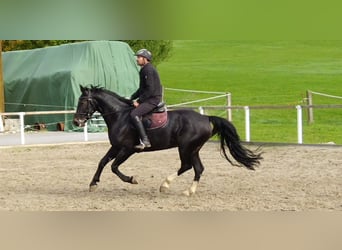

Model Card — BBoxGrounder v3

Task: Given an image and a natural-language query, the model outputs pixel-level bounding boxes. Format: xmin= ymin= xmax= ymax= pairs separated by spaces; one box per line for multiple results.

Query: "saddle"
xmin=142 ymin=102 xmax=168 ymax=130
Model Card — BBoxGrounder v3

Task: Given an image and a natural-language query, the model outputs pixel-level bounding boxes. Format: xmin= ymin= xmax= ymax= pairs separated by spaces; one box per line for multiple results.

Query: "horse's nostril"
xmin=73 ymin=118 xmax=82 ymax=127
xmin=73 ymin=118 xmax=86 ymax=127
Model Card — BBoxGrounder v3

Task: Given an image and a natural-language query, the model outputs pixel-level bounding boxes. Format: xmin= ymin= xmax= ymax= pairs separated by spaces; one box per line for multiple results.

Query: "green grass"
xmin=158 ymin=41 xmax=342 ymax=144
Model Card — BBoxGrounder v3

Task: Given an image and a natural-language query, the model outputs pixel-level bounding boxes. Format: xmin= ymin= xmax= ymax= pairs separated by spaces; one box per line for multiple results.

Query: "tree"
xmin=1 ymin=40 xmax=173 ymax=66
xmin=122 ymin=40 xmax=173 ymax=66
xmin=1 ymin=40 xmax=81 ymax=52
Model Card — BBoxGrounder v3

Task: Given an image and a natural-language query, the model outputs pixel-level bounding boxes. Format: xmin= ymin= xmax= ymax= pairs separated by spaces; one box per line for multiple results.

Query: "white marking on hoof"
xmin=183 ymin=190 xmax=191 ymax=196
xmin=182 ymin=181 xmax=199 ymax=196
xmin=131 ymin=176 xmax=138 ymax=184
xmin=89 ymin=184 xmax=98 ymax=192
xmin=160 ymin=181 xmax=170 ymax=193
xmin=190 ymin=181 xmax=198 ymax=193
xmin=159 ymin=172 xmax=178 ymax=193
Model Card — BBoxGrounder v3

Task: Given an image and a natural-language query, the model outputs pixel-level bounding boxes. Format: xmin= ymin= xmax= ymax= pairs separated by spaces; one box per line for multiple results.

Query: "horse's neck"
xmin=94 ymin=93 xmax=131 ymax=126
xmin=95 ymin=93 xmax=128 ymax=113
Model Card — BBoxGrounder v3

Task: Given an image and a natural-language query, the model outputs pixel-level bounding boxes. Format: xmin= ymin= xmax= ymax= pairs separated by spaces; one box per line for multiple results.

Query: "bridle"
xmin=76 ymin=92 xmax=97 ymax=120
xmin=76 ymin=89 xmax=133 ymax=120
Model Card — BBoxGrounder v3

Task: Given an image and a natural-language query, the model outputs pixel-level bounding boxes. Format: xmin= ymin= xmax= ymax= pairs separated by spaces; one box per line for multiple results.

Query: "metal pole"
xmin=296 ymin=105 xmax=303 ymax=144
xmin=244 ymin=106 xmax=250 ymax=142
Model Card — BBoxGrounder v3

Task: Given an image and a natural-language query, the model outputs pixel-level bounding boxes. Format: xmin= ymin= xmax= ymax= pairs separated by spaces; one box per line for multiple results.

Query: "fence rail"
xmin=165 ymin=87 xmax=232 ymax=121
xmin=306 ymin=90 xmax=342 ymax=123
xmin=1 ymin=104 xmax=342 ymax=146
xmin=0 ymin=110 xmax=81 ymax=145
xmin=169 ymin=104 xmax=342 ymax=110
xmin=169 ymin=104 xmax=342 ymax=144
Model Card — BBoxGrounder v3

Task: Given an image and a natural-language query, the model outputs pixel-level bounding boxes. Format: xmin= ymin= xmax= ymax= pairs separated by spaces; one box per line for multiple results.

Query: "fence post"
xmin=306 ymin=90 xmax=314 ymax=124
xmin=244 ymin=106 xmax=250 ymax=142
xmin=226 ymin=93 xmax=232 ymax=121
xmin=84 ymin=122 xmax=88 ymax=141
xmin=296 ymin=105 xmax=303 ymax=144
xmin=0 ymin=115 xmax=4 ymax=132
xmin=19 ymin=112 xmax=25 ymax=145
xmin=0 ymin=40 xmax=5 ymax=114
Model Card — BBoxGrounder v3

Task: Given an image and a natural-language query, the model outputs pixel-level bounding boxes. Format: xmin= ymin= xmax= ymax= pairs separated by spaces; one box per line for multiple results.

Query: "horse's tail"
xmin=208 ymin=116 xmax=262 ymax=170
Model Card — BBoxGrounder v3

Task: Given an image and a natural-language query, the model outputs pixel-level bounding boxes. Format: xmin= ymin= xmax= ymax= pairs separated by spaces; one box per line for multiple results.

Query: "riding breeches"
xmin=130 ymin=102 xmax=156 ymax=120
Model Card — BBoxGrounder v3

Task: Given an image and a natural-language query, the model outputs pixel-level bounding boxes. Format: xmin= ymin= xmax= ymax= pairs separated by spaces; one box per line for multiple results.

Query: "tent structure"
xmin=2 ymin=41 xmax=139 ymax=131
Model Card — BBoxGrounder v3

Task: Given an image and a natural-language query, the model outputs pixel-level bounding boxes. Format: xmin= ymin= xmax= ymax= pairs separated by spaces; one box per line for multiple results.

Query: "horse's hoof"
xmin=183 ymin=189 xmax=195 ymax=197
xmin=89 ymin=184 xmax=98 ymax=192
xmin=183 ymin=182 xmax=198 ymax=196
xmin=159 ymin=181 xmax=169 ymax=193
xmin=182 ymin=190 xmax=190 ymax=196
xmin=159 ymin=185 xmax=169 ymax=193
xmin=131 ymin=176 xmax=138 ymax=184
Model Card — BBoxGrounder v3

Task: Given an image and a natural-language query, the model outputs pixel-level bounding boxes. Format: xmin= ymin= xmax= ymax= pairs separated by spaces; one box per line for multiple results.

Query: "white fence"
xmin=169 ymin=104 xmax=342 ymax=144
xmin=306 ymin=90 xmax=342 ymax=123
xmin=1 ymin=104 xmax=342 ymax=146
xmin=0 ymin=110 xmax=89 ymax=145
xmin=165 ymin=88 xmax=232 ymax=121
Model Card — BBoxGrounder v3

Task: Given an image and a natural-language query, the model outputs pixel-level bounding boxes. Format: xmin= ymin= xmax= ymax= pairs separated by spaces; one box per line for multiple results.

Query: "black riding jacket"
xmin=130 ymin=63 xmax=162 ymax=105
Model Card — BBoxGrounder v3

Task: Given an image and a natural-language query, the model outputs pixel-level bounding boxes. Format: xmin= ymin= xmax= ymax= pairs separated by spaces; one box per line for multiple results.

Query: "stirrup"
xmin=134 ymin=139 xmax=151 ymax=150
xmin=134 ymin=142 xmax=146 ymax=150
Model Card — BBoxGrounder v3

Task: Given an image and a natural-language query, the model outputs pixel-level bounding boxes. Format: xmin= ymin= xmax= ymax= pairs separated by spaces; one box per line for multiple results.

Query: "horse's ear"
xmin=80 ymin=85 xmax=86 ymax=93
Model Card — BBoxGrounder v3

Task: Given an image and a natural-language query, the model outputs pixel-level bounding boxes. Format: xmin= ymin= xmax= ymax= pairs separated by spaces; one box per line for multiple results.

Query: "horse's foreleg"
xmin=111 ymin=149 xmax=137 ymax=184
xmin=89 ymin=146 xmax=118 ymax=192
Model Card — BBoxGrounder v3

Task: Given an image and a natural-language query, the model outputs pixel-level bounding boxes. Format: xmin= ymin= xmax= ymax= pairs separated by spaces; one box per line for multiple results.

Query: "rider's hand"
xmin=133 ymin=100 xmax=139 ymax=107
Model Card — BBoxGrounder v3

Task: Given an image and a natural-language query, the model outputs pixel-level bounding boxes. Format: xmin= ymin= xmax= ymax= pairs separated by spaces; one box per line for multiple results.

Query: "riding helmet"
xmin=135 ymin=49 xmax=152 ymax=61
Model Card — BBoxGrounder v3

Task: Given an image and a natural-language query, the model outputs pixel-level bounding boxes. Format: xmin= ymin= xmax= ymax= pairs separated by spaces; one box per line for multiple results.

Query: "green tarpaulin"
xmin=3 ymin=41 xmax=139 ymax=131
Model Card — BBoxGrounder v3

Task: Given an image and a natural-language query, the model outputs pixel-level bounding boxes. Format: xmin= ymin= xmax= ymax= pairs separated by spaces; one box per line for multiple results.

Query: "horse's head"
xmin=73 ymin=86 xmax=98 ymax=127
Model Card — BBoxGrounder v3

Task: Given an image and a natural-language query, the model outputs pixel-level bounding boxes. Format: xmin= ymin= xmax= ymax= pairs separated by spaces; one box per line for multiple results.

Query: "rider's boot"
xmin=132 ymin=116 xmax=151 ymax=150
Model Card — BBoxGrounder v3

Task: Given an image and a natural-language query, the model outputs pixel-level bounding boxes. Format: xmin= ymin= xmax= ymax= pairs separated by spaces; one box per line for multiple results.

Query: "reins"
xmin=76 ymin=90 xmax=133 ymax=119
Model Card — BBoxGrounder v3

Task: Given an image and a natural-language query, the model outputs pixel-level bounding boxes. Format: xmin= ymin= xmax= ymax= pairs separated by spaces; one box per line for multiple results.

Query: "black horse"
xmin=73 ymin=86 xmax=262 ymax=196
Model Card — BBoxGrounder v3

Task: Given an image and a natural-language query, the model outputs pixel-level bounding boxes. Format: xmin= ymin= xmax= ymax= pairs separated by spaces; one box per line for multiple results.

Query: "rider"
xmin=130 ymin=49 xmax=163 ymax=150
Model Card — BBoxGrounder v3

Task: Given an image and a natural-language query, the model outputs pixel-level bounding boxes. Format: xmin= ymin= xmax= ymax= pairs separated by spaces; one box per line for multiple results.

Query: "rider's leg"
xmin=132 ymin=115 xmax=151 ymax=149
xmin=130 ymin=103 xmax=155 ymax=150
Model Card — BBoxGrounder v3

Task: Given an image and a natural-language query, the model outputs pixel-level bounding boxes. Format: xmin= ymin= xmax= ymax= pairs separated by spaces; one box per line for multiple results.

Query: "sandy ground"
xmin=0 ymin=142 xmax=341 ymax=211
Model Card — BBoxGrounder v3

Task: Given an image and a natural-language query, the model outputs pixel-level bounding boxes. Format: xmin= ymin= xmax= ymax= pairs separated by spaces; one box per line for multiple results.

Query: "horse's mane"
xmin=90 ymin=86 xmax=133 ymax=106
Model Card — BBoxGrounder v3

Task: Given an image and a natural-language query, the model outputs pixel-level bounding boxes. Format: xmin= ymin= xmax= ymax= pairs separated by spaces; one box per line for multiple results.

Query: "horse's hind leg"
xmin=89 ymin=146 xmax=118 ymax=192
xmin=160 ymin=152 xmax=204 ymax=196
xmin=160 ymin=162 xmax=192 ymax=193
xmin=160 ymin=147 xmax=193 ymax=193
xmin=183 ymin=152 xmax=204 ymax=196
xmin=160 ymin=172 xmax=178 ymax=193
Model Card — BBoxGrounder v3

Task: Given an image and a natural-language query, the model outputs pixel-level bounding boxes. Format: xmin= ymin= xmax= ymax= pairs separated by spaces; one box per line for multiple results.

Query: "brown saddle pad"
xmin=143 ymin=111 xmax=168 ymax=130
